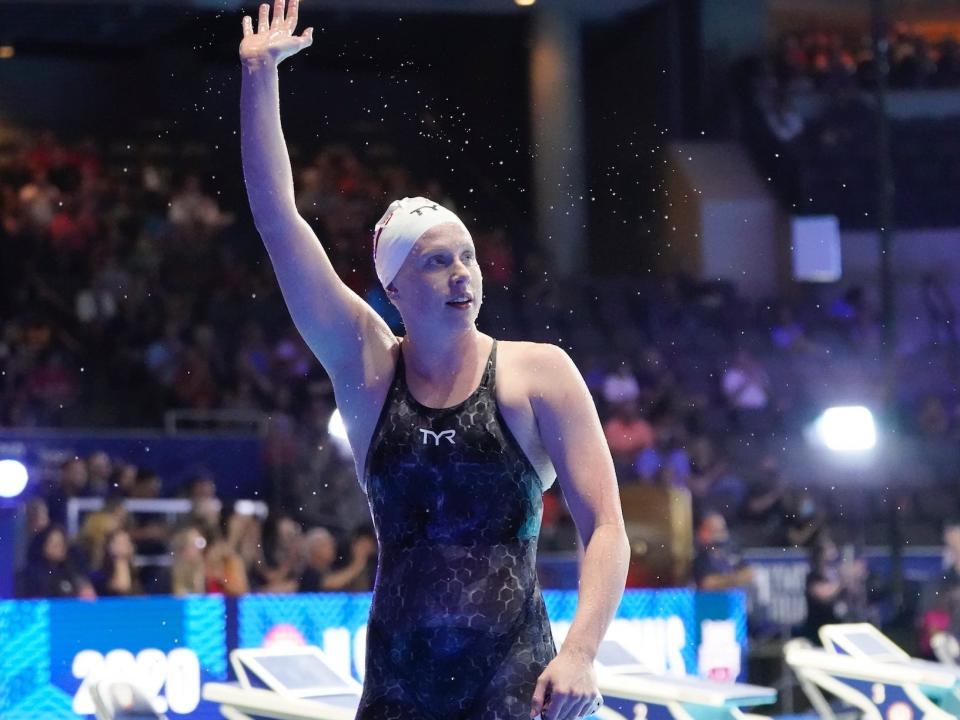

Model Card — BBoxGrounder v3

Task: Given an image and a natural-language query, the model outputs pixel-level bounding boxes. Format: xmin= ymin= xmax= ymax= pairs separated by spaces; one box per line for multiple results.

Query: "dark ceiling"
xmin=0 ymin=1 xmax=531 ymax=71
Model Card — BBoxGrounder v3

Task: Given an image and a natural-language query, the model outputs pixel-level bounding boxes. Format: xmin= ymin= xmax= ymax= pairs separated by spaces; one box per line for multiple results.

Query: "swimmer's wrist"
xmin=240 ymin=56 xmax=279 ymax=73
xmin=558 ymin=642 xmax=596 ymax=663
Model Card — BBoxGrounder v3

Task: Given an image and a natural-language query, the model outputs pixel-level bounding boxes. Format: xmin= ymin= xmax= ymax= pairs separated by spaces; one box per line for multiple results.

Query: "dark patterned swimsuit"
xmin=356 ymin=340 xmax=557 ymax=720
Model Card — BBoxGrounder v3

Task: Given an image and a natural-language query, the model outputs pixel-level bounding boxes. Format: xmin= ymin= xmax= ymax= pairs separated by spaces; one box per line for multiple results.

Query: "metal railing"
xmin=163 ymin=409 xmax=268 ymax=435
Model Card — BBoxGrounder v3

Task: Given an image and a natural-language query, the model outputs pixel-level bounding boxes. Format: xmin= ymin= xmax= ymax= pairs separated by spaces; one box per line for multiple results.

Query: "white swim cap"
xmin=372 ymin=196 xmax=470 ymax=288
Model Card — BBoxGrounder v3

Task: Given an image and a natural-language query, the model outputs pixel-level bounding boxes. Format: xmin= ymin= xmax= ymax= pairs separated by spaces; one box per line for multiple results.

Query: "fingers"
xmin=543 ymin=692 xmax=571 ymax=720
xmin=302 ymin=27 xmax=314 ymax=46
xmin=287 ymin=0 xmax=299 ymax=30
xmin=567 ymin=696 xmax=594 ymax=719
xmin=545 ymin=692 xmax=598 ymax=720
xmin=530 ymin=676 xmax=548 ymax=719
xmin=241 ymin=14 xmax=253 ymax=37
xmin=272 ymin=0 xmax=285 ymax=28
xmin=257 ymin=3 xmax=269 ymax=33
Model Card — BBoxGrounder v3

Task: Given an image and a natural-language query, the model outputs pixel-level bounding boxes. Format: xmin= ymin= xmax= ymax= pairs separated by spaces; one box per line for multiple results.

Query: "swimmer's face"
xmin=389 ymin=222 xmax=483 ymax=327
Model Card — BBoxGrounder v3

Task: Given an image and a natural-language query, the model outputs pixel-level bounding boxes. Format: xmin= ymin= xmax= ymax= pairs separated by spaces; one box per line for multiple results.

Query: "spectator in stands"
xmin=167 ymin=174 xmax=234 ymax=236
xmin=688 ymin=437 xmax=748 ymax=519
xmin=721 ymin=347 xmax=772 ymax=435
xmin=45 ymin=457 xmax=89 ymax=526
xmin=938 ymin=37 xmax=960 ymax=86
xmin=802 ymin=535 xmax=868 ymax=640
xmin=917 ymin=520 xmax=960 ymax=653
xmin=168 ymin=526 xmax=207 ymax=596
xmin=633 ymin=416 xmax=691 ymax=487
xmin=602 ymin=361 xmax=641 ymax=408
xmin=17 ymin=169 xmax=60 ymax=233
xmin=741 ymin=451 xmax=789 ymax=531
xmin=635 ymin=348 xmax=676 ymax=410
xmin=24 ymin=496 xmax=50 ymax=537
xmin=172 ymin=347 xmax=220 ymax=410
xmin=183 ymin=472 xmax=222 ymax=538
xmin=86 ymin=451 xmax=113 ymax=498
xmin=224 ymin=503 xmax=267 ymax=586
xmin=91 ymin=529 xmax=142 ymax=597
xmin=829 ymin=286 xmax=879 ymax=349
xmin=204 ymin=537 xmax=250 ymax=596
xmin=602 ymin=401 xmax=654 ymax=481
xmin=917 ymin=395 xmax=952 ymax=439
xmin=14 ymin=497 xmax=51 ymax=572
xmin=771 ymin=305 xmax=814 ymax=354
xmin=478 ymin=228 xmax=516 ymax=286
xmin=299 ymin=527 xmax=377 ymax=593
xmin=25 ymin=349 xmax=79 ymax=424
xmin=256 ymin=514 xmax=303 ymax=593
xmin=75 ymin=498 xmax=126 ymax=573
xmin=129 ymin=470 xmax=168 ymax=556
xmin=19 ymin=524 xmax=95 ymax=599
xmin=763 ymin=90 xmax=804 ymax=144
xmin=940 ymin=520 xmax=960 ymax=623
xmin=692 ymin=511 xmax=753 ymax=591
xmin=108 ymin=461 xmax=139 ymax=498
xmin=784 ymin=489 xmax=826 ymax=548
xmin=144 ymin=321 xmax=185 ymax=390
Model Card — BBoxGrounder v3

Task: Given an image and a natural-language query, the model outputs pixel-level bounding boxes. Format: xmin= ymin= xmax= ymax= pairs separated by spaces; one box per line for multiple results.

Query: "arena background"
xmin=2 ymin=0 xmax=960 ymax=718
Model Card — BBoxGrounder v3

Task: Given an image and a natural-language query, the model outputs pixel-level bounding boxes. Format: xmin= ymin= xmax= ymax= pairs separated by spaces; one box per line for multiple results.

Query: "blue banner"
xmin=0 ymin=595 xmax=226 ymax=719
xmin=0 ymin=431 xmax=263 ymax=499
xmin=746 ymin=546 xmax=943 ymax=632
xmin=0 ymin=589 xmax=747 ymax=718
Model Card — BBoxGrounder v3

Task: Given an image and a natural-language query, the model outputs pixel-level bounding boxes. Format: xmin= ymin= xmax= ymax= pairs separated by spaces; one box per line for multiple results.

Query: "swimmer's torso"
xmin=355 ymin=339 xmax=557 ymax=720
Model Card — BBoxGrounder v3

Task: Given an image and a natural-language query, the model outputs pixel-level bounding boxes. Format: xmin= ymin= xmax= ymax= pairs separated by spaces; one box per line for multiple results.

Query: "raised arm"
xmin=239 ymin=0 xmax=394 ymax=375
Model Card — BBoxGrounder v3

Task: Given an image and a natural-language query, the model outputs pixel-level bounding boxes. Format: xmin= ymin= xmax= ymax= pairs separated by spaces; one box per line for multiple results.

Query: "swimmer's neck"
xmin=401 ymin=326 xmax=490 ymax=381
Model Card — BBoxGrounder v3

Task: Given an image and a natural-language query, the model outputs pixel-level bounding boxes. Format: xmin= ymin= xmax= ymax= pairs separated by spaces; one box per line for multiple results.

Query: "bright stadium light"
xmin=327 ymin=408 xmax=347 ymax=442
xmin=327 ymin=409 xmax=353 ymax=459
xmin=813 ymin=406 xmax=877 ymax=452
xmin=0 ymin=460 xmax=29 ymax=499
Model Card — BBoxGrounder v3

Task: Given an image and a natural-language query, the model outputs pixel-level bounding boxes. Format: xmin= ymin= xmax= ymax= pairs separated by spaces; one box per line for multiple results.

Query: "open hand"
xmin=240 ymin=0 xmax=313 ymax=68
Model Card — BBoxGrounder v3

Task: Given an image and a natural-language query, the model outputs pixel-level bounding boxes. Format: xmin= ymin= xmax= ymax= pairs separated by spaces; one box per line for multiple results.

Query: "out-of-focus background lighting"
xmin=814 ymin=406 xmax=877 ymax=452
xmin=0 ymin=460 xmax=28 ymax=499
xmin=327 ymin=408 xmax=353 ymax=458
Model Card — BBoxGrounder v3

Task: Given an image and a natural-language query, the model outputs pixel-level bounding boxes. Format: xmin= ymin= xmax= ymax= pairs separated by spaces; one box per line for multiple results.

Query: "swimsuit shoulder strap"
xmin=481 ymin=339 xmax=498 ymax=393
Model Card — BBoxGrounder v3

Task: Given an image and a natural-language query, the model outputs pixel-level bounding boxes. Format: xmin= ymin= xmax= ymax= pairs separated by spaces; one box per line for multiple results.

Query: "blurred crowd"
xmin=4 ymin=118 xmax=960 ymax=649
xmin=15 ymin=453 xmax=378 ymax=600
xmin=734 ymin=25 xmax=960 ymax=226
xmin=767 ymin=25 xmax=960 ymax=94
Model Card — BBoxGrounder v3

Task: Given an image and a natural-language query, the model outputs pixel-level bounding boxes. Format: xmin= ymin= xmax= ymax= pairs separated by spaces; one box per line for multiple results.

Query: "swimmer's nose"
xmin=449 ymin=258 xmax=470 ymax=287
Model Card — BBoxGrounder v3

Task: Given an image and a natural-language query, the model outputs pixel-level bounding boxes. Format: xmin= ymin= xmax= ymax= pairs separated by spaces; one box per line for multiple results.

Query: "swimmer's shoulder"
xmin=495 ymin=340 xmax=581 ymax=399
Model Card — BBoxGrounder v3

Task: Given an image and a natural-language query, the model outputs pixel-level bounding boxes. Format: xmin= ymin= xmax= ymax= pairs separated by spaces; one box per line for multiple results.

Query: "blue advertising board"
xmin=0 ymin=431 xmax=264 ymax=499
xmin=0 ymin=595 xmax=226 ymax=719
xmin=0 ymin=589 xmax=747 ymax=718
xmin=746 ymin=546 xmax=944 ymax=632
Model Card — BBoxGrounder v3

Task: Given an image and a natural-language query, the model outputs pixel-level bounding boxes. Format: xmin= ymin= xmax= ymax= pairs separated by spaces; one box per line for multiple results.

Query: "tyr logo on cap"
xmin=409 ymin=203 xmax=440 ymax=217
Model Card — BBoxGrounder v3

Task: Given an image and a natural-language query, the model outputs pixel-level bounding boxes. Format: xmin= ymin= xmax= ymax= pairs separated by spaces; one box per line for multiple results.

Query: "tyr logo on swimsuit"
xmin=419 ymin=428 xmax=456 ymax=446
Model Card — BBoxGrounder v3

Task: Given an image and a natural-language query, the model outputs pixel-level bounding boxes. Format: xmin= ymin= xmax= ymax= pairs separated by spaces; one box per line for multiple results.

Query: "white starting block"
xmin=594 ymin=638 xmax=776 ymax=720
xmin=202 ymin=645 xmax=361 ymax=720
xmin=931 ymin=632 xmax=960 ymax=669
xmin=202 ymin=639 xmax=775 ymax=720
xmin=785 ymin=623 xmax=960 ymax=720
xmin=90 ymin=677 xmax=168 ymax=720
